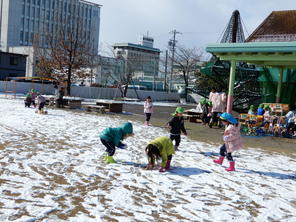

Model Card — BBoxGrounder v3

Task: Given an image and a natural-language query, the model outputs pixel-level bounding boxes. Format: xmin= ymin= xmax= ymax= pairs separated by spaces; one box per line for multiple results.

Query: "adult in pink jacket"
xmin=213 ymin=112 xmax=243 ymax=171
xmin=209 ymin=87 xmax=227 ymax=128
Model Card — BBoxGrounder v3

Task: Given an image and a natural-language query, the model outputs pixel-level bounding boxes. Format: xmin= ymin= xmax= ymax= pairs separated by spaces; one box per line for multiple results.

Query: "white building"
xmin=0 ymin=0 xmax=101 ymax=77
xmin=113 ymin=35 xmax=160 ymax=82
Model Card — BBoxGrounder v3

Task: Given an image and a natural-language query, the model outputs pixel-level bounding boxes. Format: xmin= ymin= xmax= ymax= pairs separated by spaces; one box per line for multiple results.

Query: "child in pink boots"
xmin=213 ymin=112 xmax=242 ymax=171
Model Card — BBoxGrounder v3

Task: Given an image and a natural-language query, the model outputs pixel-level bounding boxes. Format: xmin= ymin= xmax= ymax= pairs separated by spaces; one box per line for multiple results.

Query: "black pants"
xmin=25 ymin=101 xmax=31 ymax=108
xmin=100 ymin=139 xmax=116 ymax=156
xmin=170 ymin=134 xmax=181 ymax=147
xmin=287 ymin=122 xmax=296 ymax=132
xmin=210 ymin=112 xmax=222 ymax=127
xmin=38 ymin=102 xmax=45 ymax=111
xmin=145 ymin=113 xmax=152 ymax=122
xmin=56 ymin=98 xmax=64 ymax=108
xmin=201 ymin=113 xmax=209 ymax=124
xmin=219 ymin=144 xmax=233 ymax=161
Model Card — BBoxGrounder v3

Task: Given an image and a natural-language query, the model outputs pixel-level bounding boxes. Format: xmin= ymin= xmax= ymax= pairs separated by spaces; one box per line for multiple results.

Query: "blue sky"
xmin=90 ymin=0 xmax=295 ymax=56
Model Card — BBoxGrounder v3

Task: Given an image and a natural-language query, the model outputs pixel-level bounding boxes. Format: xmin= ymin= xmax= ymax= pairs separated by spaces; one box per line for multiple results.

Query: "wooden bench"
xmin=183 ymin=110 xmax=202 ymax=123
xmin=95 ymin=101 xmax=123 ymax=113
xmin=85 ymin=105 xmax=106 ymax=114
xmin=63 ymin=98 xmax=83 ymax=109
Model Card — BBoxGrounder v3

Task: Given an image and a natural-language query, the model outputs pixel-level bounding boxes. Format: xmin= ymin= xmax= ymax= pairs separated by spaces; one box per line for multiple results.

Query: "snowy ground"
xmin=0 ymin=98 xmax=295 ymax=222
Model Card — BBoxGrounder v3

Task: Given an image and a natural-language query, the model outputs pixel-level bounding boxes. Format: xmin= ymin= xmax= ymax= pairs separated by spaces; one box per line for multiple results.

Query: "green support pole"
xmin=226 ymin=60 xmax=236 ymax=113
xmin=276 ymin=67 xmax=283 ymax=103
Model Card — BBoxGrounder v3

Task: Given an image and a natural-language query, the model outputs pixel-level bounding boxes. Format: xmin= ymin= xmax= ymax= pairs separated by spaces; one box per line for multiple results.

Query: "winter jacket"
xmin=100 ymin=122 xmax=133 ymax=147
xmin=36 ymin=95 xmax=46 ymax=103
xmin=168 ymin=116 xmax=186 ymax=135
xmin=31 ymin=92 xmax=37 ymax=100
xmin=210 ymin=92 xmax=226 ymax=112
xmin=144 ymin=101 xmax=153 ymax=113
xmin=148 ymin=136 xmax=175 ymax=167
xmin=257 ymin=108 xmax=265 ymax=115
xmin=285 ymin=110 xmax=296 ymax=123
xmin=223 ymin=124 xmax=243 ymax=153
xmin=24 ymin=93 xmax=32 ymax=103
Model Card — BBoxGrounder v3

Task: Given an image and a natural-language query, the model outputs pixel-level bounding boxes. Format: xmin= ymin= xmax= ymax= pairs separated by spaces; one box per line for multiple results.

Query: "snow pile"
xmin=0 ymin=98 xmax=295 ymax=221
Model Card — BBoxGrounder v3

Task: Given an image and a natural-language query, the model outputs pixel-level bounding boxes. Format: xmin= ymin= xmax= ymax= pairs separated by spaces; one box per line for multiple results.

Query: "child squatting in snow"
xmin=145 ymin=136 xmax=175 ymax=172
xmin=99 ymin=122 xmax=134 ymax=164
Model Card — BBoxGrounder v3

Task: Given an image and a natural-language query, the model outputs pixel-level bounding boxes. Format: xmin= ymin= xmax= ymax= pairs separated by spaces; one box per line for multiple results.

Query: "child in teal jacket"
xmin=100 ymin=122 xmax=134 ymax=163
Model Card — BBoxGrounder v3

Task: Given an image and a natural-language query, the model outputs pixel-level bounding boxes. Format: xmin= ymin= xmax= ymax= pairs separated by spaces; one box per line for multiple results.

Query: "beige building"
xmin=113 ymin=36 xmax=160 ymax=81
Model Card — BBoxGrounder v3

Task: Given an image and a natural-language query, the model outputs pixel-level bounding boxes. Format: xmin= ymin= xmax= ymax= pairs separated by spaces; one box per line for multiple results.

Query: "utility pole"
xmin=164 ymin=50 xmax=168 ymax=92
xmin=169 ymin=29 xmax=181 ymax=92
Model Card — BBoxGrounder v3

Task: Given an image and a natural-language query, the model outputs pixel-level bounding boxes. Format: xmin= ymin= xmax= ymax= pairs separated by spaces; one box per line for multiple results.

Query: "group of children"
xmin=99 ymin=96 xmax=242 ymax=173
xmin=24 ymin=89 xmax=47 ymax=114
xmin=246 ymin=104 xmax=296 ymax=137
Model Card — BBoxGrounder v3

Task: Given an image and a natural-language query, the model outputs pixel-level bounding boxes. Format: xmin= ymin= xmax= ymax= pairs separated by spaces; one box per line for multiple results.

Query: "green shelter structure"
xmin=206 ymin=10 xmax=296 ymax=113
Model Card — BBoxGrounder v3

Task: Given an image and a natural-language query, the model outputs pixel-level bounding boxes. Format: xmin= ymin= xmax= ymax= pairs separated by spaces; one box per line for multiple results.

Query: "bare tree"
xmin=34 ymin=3 xmax=97 ymax=95
xmin=104 ymin=46 xmax=144 ymax=98
xmin=168 ymin=46 xmax=203 ymax=101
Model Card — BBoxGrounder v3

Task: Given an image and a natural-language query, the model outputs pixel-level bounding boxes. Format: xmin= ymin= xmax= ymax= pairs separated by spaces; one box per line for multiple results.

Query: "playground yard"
xmin=0 ymin=97 xmax=295 ymax=221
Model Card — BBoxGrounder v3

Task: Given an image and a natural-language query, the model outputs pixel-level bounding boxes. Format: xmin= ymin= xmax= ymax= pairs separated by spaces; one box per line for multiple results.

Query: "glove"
xmin=183 ymin=132 xmax=187 ymax=136
xmin=159 ymin=167 xmax=166 ymax=173
xmin=223 ymin=136 xmax=229 ymax=142
xmin=117 ymin=143 xmax=127 ymax=149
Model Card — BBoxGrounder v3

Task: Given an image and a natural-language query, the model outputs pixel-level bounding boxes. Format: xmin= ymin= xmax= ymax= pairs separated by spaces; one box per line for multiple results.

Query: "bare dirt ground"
xmin=122 ymin=103 xmax=296 ymax=156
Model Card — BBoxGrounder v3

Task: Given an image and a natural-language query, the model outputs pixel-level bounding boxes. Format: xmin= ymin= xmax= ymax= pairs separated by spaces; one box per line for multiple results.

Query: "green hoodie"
xmin=100 ymin=122 xmax=133 ymax=146
xmin=149 ymin=136 xmax=175 ymax=167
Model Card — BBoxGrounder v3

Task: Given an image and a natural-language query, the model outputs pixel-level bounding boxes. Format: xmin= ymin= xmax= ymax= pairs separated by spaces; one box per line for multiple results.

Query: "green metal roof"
xmin=206 ymin=42 xmax=296 ymax=68
xmin=206 ymin=42 xmax=296 ymax=53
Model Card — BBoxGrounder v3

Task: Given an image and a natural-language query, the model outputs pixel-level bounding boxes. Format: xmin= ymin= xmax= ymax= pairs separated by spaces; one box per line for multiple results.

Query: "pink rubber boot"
xmin=213 ymin=156 xmax=224 ymax=165
xmin=226 ymin=161 xmax=235 ymax=171
xmin=165 ymin=160 xmax=171 ymax=170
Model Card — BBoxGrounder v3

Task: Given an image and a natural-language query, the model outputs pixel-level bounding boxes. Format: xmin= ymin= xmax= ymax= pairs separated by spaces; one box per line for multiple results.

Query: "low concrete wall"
xmin=0 ymin=81 xmax=180 ymax=101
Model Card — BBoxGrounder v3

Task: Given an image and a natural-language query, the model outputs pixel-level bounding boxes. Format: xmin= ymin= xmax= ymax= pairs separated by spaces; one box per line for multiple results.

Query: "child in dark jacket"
xmin=99 ymin=122 xmax=134 ymax=163
xmin=167 ymin=107 xmax=187 ymax=151
xmin=200 ymin=98 xmax=210 ymax=125
xmin=24 ymin=93 xmax=33 ymax=107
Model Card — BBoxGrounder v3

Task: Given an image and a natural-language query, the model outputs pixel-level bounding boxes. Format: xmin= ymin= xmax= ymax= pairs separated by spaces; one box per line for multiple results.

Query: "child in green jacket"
xmin=145 ymin=136 xmax=175 ymax=172
xmin=100 ymin=122 xmax=134 ymax=163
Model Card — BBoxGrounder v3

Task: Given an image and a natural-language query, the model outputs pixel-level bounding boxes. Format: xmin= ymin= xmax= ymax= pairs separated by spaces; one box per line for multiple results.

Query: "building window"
xmin=25 ymin=31 xmax=29 ymax=42
xmin=46 ymin=10 xmax=50 ymax=20
xmin=21 ymin=17 xmax=25 ymax=27
xmin=22 ymin=4 xmax=25 ymax=15
xmin=20 ymin=31 xmax=24 ymax=42
xmin=93 ymin=10 xmax=98 ymax=17
xmin=10 ymin=57 xmax=19 ymax=66
xmin=27 ymin=5 xmax=30 ymax=17
xmin=30 ymin=32 xmax=34 ymax=44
